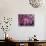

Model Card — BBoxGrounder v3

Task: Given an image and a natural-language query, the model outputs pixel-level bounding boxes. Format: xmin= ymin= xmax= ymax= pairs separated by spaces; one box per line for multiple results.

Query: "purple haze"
xmin=18 ymin=14 xmax=34 ymax=26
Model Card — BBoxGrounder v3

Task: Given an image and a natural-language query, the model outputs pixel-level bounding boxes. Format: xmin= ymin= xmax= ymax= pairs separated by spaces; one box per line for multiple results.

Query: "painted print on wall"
xmin=18 ymin=14 xmax=34 ymax=26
